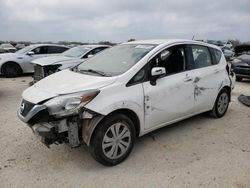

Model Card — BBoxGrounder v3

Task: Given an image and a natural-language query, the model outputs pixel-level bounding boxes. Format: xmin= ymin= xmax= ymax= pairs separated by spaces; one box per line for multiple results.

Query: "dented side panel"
xmin=192 ymin=60 xmax=230 ymax=113
xmin=84 ymin=82 xmax=145 ymax=134
xmin=142 ymin=70 xmax=195 ymax=130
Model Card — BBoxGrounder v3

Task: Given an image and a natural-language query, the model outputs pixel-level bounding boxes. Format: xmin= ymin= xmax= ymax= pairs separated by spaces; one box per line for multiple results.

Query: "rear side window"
xmin=210 ymin=48 xmax=222 ymax=64
xmin=191 ymin=45 xmax=212 ymax=69
xmin=48 ymin=46 xmax=68 ymax=54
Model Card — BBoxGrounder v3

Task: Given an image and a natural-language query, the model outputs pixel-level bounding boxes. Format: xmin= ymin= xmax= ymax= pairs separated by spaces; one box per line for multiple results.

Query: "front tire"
xmin=209 ymin=88 xmax=230 ymax=118
xmin=1 ymin=62 xmax=22 ymax=77
xmin=89 ymin=113 xmax=135 ymax=166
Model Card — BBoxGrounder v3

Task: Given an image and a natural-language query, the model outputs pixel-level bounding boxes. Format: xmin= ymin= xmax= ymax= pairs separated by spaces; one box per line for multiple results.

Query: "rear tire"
xmin=209 ymin=88 xmax=230 ymax=118
xmin=236 ymin=76 xmax=242 ymax=82
xmin=89 ymin=113 xmax=135 ymax=166
xmin=1 ymin=62 xmax=22 ymax=77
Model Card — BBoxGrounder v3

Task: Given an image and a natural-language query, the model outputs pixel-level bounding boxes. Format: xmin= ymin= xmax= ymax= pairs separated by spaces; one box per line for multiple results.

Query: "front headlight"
xmin=44 ymin=90 xmax=99 ymax=117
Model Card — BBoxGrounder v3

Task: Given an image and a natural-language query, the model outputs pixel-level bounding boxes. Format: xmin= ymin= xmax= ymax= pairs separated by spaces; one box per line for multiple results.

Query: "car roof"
xmin=29 ymin=44 xmax=69 ymax=48
xmin=124 ymin=39 xmax=189 ymax=45
xmin=124 ymin=39 xmax=221 ymax=50
xmin=78 ymin=44 xmax=110 ymax=49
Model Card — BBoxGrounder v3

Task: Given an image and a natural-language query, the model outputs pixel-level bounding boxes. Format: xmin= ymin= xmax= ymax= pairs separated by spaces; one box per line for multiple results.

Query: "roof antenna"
xmin=192 ymin=35 xmax=195 ymax=40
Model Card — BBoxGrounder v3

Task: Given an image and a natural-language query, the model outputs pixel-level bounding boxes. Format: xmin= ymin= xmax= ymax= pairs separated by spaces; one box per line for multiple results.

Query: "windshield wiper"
xmin=79 ymin=69 xmax=109 ymax=77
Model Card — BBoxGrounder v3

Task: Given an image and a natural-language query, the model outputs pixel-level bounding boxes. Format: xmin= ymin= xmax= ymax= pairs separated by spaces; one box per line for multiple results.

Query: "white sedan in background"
xmin=0 ymin=44 xmax=69 ymax=77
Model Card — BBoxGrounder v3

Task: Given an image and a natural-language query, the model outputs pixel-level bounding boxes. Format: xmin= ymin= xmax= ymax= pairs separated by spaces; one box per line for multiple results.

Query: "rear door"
xmin=47 ymin=46 xmax=68 ymax=55
xmin=189 ymin=44 xmax=222 ymax=113
xmin=142 ymin=44 xmax=195 ymax=130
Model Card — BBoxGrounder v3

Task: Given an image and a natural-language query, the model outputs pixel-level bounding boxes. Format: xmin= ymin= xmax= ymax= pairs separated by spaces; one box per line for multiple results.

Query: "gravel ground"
xmin=0 ymin=76 xmax=250 ymax=188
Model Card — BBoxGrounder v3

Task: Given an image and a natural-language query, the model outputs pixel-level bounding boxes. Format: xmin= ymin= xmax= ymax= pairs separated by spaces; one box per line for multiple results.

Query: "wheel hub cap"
xmin=217 ymin=93 xmax=229 ymax=115
xmin=102 ymin=122 xmax=131 ymax=159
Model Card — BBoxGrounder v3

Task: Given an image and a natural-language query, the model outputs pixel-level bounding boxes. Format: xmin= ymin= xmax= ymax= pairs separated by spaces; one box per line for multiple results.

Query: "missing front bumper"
xmin=31 ymin=122 xmax=68 ymax=146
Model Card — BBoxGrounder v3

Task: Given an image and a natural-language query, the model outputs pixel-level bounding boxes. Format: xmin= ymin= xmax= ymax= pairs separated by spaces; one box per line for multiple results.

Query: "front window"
xmin=32 ymin=46 xmax=49 ymax=54
xmin=77 ymin=44 xmax=155 ymax=76
xmin=63 ymin=47 xmax=91 ymax=58
xmin=149 ymin=45 xmax=186 ymax=76
xmin=15 ymin=46 xmax=34 ymax=54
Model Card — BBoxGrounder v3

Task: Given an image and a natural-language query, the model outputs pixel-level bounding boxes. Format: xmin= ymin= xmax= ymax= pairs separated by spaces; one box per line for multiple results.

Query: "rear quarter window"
xmin=191 ymin=45 xmax=213 ymax=69
xmin=210 ymin=48 xmax=222 ymax=64
xmin=48 ymin=46 xmax=69 ymax=54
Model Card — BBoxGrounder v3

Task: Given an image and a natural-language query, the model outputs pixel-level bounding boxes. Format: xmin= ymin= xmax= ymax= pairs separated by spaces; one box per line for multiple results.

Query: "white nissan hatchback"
xmin=18 ymin=39 xmax=232 ymax=166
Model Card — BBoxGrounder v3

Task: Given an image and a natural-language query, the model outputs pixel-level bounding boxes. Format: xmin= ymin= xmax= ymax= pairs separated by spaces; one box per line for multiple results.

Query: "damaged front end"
xmin=33 ymin=64 xmax=61 ymax=83
xmin=18 ymin=90 xmax=103 ymax=148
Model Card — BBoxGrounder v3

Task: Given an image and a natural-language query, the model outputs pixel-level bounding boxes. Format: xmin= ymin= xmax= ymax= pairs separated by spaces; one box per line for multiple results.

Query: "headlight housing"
xmin=44 ymin=90 xmax=99 ymax=117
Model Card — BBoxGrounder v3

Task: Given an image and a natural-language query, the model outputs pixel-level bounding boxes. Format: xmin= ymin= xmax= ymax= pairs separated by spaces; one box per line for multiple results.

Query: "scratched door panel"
xmin=192 ymin=65 xmax=220 ymax=113
xmin=142 ymin=70 xmax=195 ymax=130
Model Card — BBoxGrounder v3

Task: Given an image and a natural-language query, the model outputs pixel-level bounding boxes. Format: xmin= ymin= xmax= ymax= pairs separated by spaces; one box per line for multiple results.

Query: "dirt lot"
xmin=0 ymin=76 xmax=249 ymax=188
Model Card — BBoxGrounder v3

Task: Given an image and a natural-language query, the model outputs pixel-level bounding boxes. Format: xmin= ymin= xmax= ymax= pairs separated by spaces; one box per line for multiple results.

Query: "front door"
xmin=23 ymin=46 xmax=50 ymax=72
xmin=143 ymin=44 xmax=195 ymax=130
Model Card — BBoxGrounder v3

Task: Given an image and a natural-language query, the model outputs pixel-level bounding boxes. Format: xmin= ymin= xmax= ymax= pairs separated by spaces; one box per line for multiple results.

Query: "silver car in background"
xmin=0 ymin=43 xmax=17 ymax=53
xmin=31 ymin=45 xmax=110 ymax=82
xmin=0 ymin=44 xmax=69 ymax=77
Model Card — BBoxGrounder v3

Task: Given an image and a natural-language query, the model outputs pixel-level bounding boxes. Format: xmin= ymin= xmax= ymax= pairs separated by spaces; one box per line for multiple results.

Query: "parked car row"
xmin=0 ymin=44 xmax=109 ymax=79
xmin=230 ymin=44 xmax=250 ymax=82
xmin=0 ymin=44 xmax=69 ymax=77
xmin=0 ymin=43 xmax=17 ymax=53
xmin=17 ymin=39 xmax=233 ymax=166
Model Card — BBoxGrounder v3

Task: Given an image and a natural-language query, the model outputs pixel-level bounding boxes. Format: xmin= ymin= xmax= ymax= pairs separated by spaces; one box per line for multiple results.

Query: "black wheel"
xmin=89 ymin=113 xmax=135 ymax=166
xmin=209 ymin=88 xmax=230 ymax=118
xmin=236 ymin=76 xmax=242 ymax=82
xmin=1 ymin=62 xmax=22 ymax=77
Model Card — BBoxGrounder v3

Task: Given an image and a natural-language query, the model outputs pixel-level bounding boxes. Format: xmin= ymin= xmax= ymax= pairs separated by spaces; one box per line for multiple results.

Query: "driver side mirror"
xmin=87 ymin=54 xmax=94 ymax=58
xmin=150 ymin=67 xmax=166 ymax=86
xmin=27 ymin=51 xmax=35 ymax=56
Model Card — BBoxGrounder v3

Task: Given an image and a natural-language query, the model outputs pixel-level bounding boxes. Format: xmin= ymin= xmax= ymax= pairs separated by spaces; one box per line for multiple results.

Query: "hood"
xmin=238 ymin=54 xmax=250 ymax=62
xmin=23 ymin=69 xmax=117 ymax=104
xmin=232 ymin=55 xmax=250 ymax=67
xmin=31 ymin=55 xmax=81 ymax=66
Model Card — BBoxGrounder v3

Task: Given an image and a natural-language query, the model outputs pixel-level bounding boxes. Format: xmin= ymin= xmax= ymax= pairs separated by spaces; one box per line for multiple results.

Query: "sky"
xmin=0 ymin=0 xmax=250 ymax=43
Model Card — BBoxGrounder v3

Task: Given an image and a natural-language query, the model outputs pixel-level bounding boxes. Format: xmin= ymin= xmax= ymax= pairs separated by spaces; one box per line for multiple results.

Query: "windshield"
xmin=76 ymin=44 xmax=155 ymax=76
xmin=62 ymin=46 xmax=91 ymax=58
xmin=15 ymin=46 xmax=34 ymax=54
